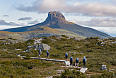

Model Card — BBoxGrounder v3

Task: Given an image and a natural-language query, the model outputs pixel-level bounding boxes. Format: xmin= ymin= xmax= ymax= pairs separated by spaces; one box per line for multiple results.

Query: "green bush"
xmin=110 ymin=60 xmax=116 ymax=66
xmin=42 ymin=38 xmax=52 ymax=44
xmin=25 ymin=39 xmax=34 ymax=44
xmin=1 ymin=60 xmax=11 ymax=65
xmin=91 ymin=71 xmax=114 ymax=78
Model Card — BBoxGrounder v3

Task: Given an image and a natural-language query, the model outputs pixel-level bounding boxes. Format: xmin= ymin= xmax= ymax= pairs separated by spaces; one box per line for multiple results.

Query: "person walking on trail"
xmin=38 ymin=49 xmax=41 ymax=57
xmin=46 ymin=51 xmax=49 ymax=59
xmin=65 ymin=53 xmax=68 ymax=60
xmin=83 ymin=56 xmax=87 ymax=67
xmin=75 ymin=58 xmax=79 ymax=67
xmin=70 ymin=56 xmax=73 ymax=66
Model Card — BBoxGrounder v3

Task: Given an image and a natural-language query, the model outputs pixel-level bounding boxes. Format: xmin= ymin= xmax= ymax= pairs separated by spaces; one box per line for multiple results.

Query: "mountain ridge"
xmin=2 ymin=11 xmax=111 ymax=38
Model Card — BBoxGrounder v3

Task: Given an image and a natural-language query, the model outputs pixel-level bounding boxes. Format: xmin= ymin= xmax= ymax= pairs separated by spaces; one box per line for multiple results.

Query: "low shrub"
xmin=91 ymin=71 xmax=114 ymax=78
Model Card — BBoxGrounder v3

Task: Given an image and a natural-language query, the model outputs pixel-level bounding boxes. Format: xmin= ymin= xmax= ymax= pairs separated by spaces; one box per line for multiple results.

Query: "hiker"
xmin=75 ymin=58 xmax=79 ymax=67
xmin=83 ymin=56 xmax=87 ymax=67
xmin=70 ymin=56 xmax=73 ymax=66
xmin=46 ymin=51 xmax=49 ymax=59
xmin=65 ymin=53 xmax=68 ymax=60
xmin=38 ymin=49 xmax=41 ymax=57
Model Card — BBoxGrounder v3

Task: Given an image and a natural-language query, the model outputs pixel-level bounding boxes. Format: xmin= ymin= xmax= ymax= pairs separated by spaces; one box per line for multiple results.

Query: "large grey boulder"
xmin=35 ymin=44 xmax=50 ymax=50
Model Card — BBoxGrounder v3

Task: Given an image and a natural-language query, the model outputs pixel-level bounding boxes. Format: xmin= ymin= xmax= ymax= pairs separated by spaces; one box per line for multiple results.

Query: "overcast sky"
xmin=0 ymin=0 xmax=116 ymax=37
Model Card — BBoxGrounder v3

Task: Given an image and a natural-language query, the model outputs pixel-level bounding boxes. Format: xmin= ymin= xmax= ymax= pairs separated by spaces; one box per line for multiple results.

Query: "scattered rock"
xmin=100 ymin=65 xmax=107 ymax=70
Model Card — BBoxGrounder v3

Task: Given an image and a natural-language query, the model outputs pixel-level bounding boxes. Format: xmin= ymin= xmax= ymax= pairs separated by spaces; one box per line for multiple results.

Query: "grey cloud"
xmin=18 ymin=17 xmax=32 ymax=21
xmin=15 ymin=0 xmax=116 ymax=17
xmin=16 ymin=0 xmax=71 ymax=13
xmin=9 ymin=22 xmax=20 ymax=26
xmin=40 ymin=19 xmax=43 ymax=20
xmin=70 ymin=17 xmax=116 ymax=27
xmin=28 ymin=20 xmax=39 ymax=24
xmin=0 ymin=20 xmax=7 ymax=25
xmin=88 ymin=18 xmax=116 ymax=27
xmin=0 ymin=20 xmax=20 ymax=26
xmin=64 ymin=13 xmax=81 ymax=16
xmin=3 ymin=15 xmax=9 ymax=17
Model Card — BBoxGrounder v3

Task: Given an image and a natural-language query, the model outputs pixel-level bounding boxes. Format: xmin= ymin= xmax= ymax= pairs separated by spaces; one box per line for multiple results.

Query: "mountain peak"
xmin=2 ymin=11 xmax=111 ymax=38
xmin=49 ymin=11 xmax=65 ymax=20
xmin=44 ymin=11 xmax=67 ymax=23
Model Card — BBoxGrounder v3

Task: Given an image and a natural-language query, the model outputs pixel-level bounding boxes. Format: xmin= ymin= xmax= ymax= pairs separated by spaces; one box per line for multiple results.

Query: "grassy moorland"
xmin=0 ymin=36 xmax=116 ymax=78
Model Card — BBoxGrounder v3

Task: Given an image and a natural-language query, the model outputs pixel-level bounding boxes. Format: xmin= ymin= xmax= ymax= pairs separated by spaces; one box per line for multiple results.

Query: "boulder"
xmin=100 ymin=65 xmax=107 ymax=70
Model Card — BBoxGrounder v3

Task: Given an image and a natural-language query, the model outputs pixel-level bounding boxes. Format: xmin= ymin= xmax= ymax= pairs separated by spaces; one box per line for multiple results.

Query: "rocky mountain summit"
xmin=2 ymin=11 xmax=111 ymax=38
xmin=45 ymin=11 xmax=66 ymax=23
xmin=35 ymin=11 xmax=70 ymax=28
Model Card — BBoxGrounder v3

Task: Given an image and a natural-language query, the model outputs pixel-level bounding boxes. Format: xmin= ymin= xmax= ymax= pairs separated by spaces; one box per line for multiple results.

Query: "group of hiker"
xmin=66 ymin=53 xmax=87 ymax=67
xmin=38 ymin=49 xmax=49 ymax=59
xmin=38 ymin=49 xmax=87 ymax=67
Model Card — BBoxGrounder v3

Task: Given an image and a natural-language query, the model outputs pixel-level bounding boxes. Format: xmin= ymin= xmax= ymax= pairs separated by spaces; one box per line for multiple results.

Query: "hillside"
xmin=2 ymin=11 xmax=111 ymax=38
xmin=0 ymin=27 xmax=85 ymax=40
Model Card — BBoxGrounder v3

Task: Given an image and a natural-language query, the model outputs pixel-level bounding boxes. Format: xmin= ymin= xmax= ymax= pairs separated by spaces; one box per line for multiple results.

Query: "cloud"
xmin=70 ymin=17 xmax=116 ymax=27
xmin=28 ymin=20 xmax=39 ymax=24
xmin=40 ymin=19 xmax=43 ymax=20
xmin=16 ymin=0 xmax=66 ymax=13
xmin=3 ymin=15 xmax=9 ymax=17
xmin=70 ymin=18 xmax=116 ymax=37
xmin=18 ymin=17 xmax=32 ymax=21
xmin=15 ymin=0 xmax=116 ymax=17
xmin=90 ymin=27 xmax=116 ymax=37
xmin=0 ymin=20 xmax=20 ymax=26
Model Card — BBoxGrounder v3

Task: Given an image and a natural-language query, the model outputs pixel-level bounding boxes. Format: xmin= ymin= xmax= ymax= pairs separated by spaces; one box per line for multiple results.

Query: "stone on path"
xmin=64 ymin=61 xmax=70 ymax=66
xmin=80 ymin=68 xmax=88 ymax=73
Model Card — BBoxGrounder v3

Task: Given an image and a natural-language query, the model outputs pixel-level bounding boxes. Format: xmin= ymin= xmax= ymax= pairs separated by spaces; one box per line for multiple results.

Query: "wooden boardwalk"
xmin=30 ymin=57 xmax=70 ymax=66
xmin=30 ymin=57 xmax=65 ymax=62
xmin=19 ymin=55 xmax=70 ymax=66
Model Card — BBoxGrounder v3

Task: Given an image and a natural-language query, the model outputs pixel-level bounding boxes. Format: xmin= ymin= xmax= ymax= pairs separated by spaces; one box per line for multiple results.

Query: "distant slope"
xmin=2 ymin=11 xmax=111 ymax=38
xmin=0 ymin=27 xmax=85 ymax=40
xmin=53 ymin=22 xmax=110 ymax=38
xmin=55 ymin=29 xmax=86 ymax=39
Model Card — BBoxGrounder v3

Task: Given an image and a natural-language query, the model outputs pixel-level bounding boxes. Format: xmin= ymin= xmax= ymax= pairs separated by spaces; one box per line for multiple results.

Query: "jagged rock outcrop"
xmin=45 ymin=11 xmax=66 ymax=23
xmin=35 ymin=11 xmax=68 ymax=28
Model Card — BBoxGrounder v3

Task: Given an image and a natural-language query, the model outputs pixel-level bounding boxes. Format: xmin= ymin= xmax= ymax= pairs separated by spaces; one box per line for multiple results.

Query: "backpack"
xmin=76 ymin=59 xmax=79 ymax=63
xmin=65 ymin=53 xmax=68 ymax=56
xmin=83 ymin=58 xmax=86 ymax=62
xmin=70 ymin=57 xmax=73 ymax=61
xmin=38 ymin=49 xmax=41 ymax=53
xmin=47 ymin=51 xmax=49 ymax=55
